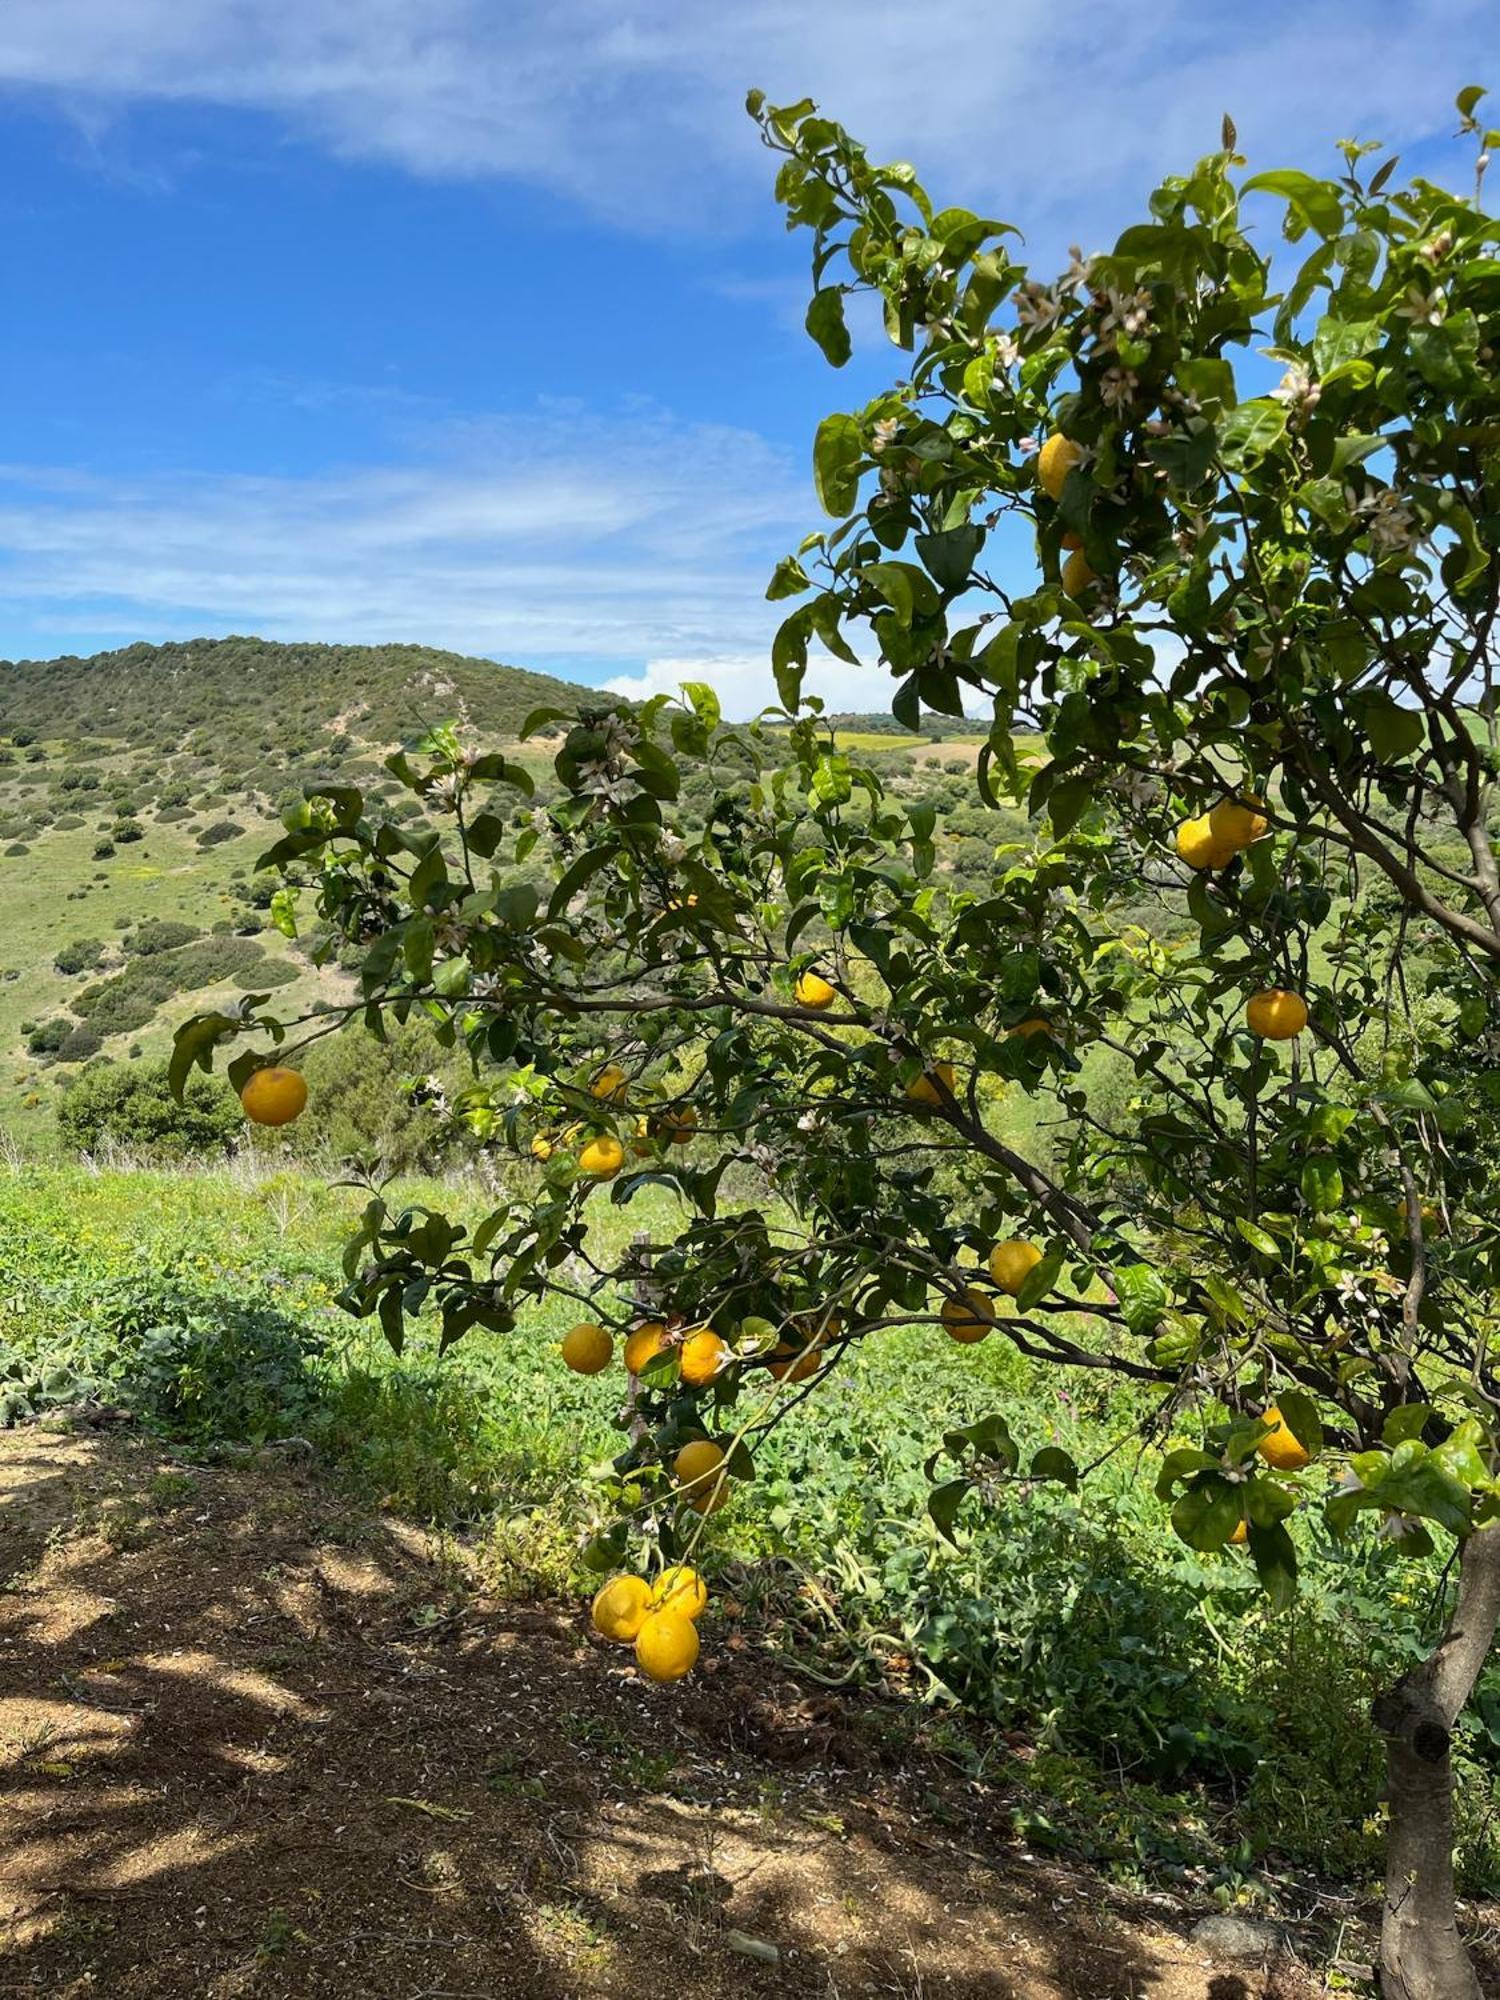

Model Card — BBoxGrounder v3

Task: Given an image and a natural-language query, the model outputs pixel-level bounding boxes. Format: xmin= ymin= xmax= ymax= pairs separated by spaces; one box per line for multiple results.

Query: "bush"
xmin=127 ymin=919 xmax=200 ymax=956
xmin=92 ymin=840 xmax=115 ymax=859
xmin=196 ymin=819 xmax=245 ymax=847
xmin=241 ymin=956 xmax=299 ymax=990
xmin=26 ymin=1018 xmax=76 ymax=1056
xmin=111 ymin=820 xmax=145 ymax=843
xmin=56 ymin=1061 xmax=242 ymax=1160
xmin=280 ymin=1021 xmax=470 ymax=1173
xmin=54 ymin=937 xmax=106 ymax=976
xmin=52 ymin=813 xmax=84 ymax=830
xmin=155 ymin=805 xmax=193 ymax=823
xmin=55 ymin=1027 xmax=103 ymax=1063
xmin=5 ymin=842 xmax=29 ymax=857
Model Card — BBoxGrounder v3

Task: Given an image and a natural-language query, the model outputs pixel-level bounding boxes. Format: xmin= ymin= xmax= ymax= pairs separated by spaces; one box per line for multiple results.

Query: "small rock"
xmin=1190 ymin=1913 xmax=1283 ymax=1964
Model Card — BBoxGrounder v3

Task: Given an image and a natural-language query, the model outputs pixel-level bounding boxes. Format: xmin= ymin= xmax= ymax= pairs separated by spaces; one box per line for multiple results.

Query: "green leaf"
xmin=813 ymin=412 xmax=864 ymax=517
xmin=914 ymin=523 xmax=984 ymax=592
xmin=805 ymin=287 xmax=852 ymax=367
xmin=1352 ymin=689 xmax=1424 ymax=762
xmin=1248 ymin=1520 xmax=1298 ymax=1610
xmin=1383 ymin=1405 xmax=1434 ymax=1446
xmin=1273 ymin=1389 xmax=1323 ymax=1458
xmin=1218 ymin=398 xmax=1288 ymax=466
xmin=1015 ymin=1250 xmax=1064 ymax=1313
xmin=1235 ymin=1217 xmax=1280 ymax=1258
xmin=1300 ymin=1159 xmax=1344 ymax=1213
xmin=168 ymin=1012 xmax=239 ymax=1102
xmin=1029 ymin=1446 xmax=1078 ymax=1490
xmin=1115 ymin=1262 xmax=1169 ymax=1338
xmin=1242 ymin=168 xmax=1345 ymax=239
xmin=928 ymin=1477 xmax=972 ymax=1544
xmin=1171 ymin=1478 xmax=1245 ymax=1551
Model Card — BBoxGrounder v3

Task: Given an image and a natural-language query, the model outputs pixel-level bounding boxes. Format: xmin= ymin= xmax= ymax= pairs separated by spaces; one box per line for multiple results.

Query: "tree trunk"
xmin=1375 ymin=1526 xmax=1500 ymax=1999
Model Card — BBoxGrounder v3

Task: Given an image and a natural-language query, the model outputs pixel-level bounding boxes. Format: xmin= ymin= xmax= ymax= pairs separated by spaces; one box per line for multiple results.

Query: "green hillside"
xmin=0 ymin=637 xmax=599 ymax=1146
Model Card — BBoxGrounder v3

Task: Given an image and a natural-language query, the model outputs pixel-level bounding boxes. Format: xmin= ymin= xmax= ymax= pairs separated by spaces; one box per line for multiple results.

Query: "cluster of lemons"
xmin=1036 ymin=433 xmax=1098 ymax=598
xmin=1174 ymin=798 xmax=1311 ymax=1043
xmin=940 ymin=1237 xmax=1045 ymax=1342
xmin=532 ymin=1065 xmax=700 ymax=1179
xmin=561 ymin=1311 xmax=837 ymax=1392
xmin=591 ymin=1564 xmax=709 ymax=1683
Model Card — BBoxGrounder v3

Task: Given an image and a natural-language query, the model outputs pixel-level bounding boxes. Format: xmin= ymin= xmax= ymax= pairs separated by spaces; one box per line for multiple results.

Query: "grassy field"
xmin=6 ymin=1152 xmax=1499 ymax=1905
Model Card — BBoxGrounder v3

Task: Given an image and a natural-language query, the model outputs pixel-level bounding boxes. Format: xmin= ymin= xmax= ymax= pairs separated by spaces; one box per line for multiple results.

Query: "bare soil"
xmin=0 ymin=1430 xmax=1397 ymax=1997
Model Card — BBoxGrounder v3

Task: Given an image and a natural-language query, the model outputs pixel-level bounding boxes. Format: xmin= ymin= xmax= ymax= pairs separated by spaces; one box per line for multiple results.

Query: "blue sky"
xmin=0 ymin=1 xmax=1488 ymax=715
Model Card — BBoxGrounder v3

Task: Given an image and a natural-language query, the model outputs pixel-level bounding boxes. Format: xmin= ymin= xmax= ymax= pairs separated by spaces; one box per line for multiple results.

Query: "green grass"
xmin=5 ymin=1154 xmax=1499 ymax=1901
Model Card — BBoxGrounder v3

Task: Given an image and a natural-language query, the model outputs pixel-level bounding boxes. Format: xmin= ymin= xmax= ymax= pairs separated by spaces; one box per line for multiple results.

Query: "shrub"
xmin=92 ymin=840 xmax=115 ymax=859
xmin=112 ymin=820 xmax=145 ymax=843
xmin=54 ymin=1027 xmax=102 ymax=1063
xmin=127 ymin=919 xmax=200 ymax=956
xmin=52 ymin=813 xmax=84 ymax=830
xmin=56 ymin=1060 xmax=242 ymax=1160
xmin=5 ymin=842 xmax=29 ymax=857
xmin=54 ymin=938 xmax=106 ymax=976
xmin=26 ymin=1018 xmax=76 ymax=1056
xmin=155 ymin=805 xmax=193 ymax=823
xmin=196 ymin=819 xmax=244 ymax=847
xmin=241 ymin=956 xmax=299 ymax=990
xmin=11 ymin=729 xmax=35 ymax=747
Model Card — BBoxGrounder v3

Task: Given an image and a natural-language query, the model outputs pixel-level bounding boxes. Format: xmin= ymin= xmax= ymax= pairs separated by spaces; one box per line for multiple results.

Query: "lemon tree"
xmin=174 ymin=87 xmax=1500 ymax=1999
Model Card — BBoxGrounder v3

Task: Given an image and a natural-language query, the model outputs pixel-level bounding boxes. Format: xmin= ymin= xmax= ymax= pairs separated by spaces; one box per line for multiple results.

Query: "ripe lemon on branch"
xmin=1246 ymin=990 xmax=1308 ymax=1041
xmin=941 ymin=1288 xmax=996 ymax=1343
xmin=240 ymin=1066 xmax=308 ymax=1127
xmin=1256 ymin=1404 xmax=1312 ymax=1471
xmin=794 ymin=970 xmax=837 ymax=1008
xmin=561 ymin=1322 xmax=613 ymax=1375
xmin=1208 ymin=794 xmax=1269 ymax=848
xmin=1175 ymin=816 xmax=1236 ymax=871
xmin=989 ymin=1239 xmax=1043 ymax=1297
xmin=578 ymin=1132 xmax=626 ymax=1178
xmin=1037 ymin=432 xmax=1084 ymax=501
xmin=905 ymin=1060 xmax=957 ymax=1107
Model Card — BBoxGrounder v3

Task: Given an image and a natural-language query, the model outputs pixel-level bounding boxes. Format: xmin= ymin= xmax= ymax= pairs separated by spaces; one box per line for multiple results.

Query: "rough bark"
xmin=1376 ymin=1526 xmax=1500 ymax=1999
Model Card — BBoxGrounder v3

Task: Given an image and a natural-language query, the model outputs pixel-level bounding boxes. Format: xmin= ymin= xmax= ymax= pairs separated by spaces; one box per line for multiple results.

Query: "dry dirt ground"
xmin=0 ymin=1429 xmax=1397 ymax=1998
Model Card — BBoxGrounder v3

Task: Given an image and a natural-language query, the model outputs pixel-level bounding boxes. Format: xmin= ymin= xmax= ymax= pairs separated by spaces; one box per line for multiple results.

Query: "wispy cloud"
xmin=0 ymin=1 xmax=1483 ymax=247
xmin=0 ymin=403 xmax=831 ymax=709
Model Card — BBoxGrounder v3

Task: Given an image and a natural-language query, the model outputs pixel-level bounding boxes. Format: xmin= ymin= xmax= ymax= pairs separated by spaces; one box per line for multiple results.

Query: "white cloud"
xmin=0 ymin=1 xmax=1484 ymax=248
xmin=603 ymin=649 xmax=895 ymax=719
xmin=0 ymin=404 xmax=818 ymax=712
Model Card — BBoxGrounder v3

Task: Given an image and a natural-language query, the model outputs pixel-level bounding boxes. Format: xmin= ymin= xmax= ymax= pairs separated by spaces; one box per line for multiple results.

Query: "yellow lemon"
xmin=905 ymin=1060 xmax=957 ymax=1107
xmin=623 ymin=1321 xmax=669 ymax=1376
xmin=1228 ymin=1518 xmax=1249 ymax=1546
xmin=674 ymin=1438 xmax=730 ymax=1511
xmin=1061 ymin=548 xmax=1098 ymax=597
xmin=1038 ymin=433 xmax=1084 ymax=501
xmin=795 ymin=971 xmax=836 ymax=1009
xmin=578 ymin=1133 xmax=625 ymax=1178
xmin=590 ymin=1063 xmax=628 ymax=1102
xmin=1257 ymin=1404 xmax=1312 ymax=1471
xmin=239 ymin=1067 xmax=308 ymax=1127
xmin=679 ymin=1328 xmax=729 ymax=1387
xmin=657 ymin=1105 xmax=699 ymax=1145
xmin=561 ymin=1322 xmax=613 ymax=1375
xmin=591 ymin=1574 xmax=652 ymax=1643
xmin=989 ymin=1239 xmax=1044 ymax=1297
xmin=1208 ymin=794 xmax=1269 ymax=849
xmin=941 ymin=1288 xmax=995 ymax=1344
xmin=1175 ymin=816 xmax=1236 ymax=871
xmin=1008 ymin=1017 xmax=1052 ymax=1040
xmin=635 ymin=1609 xmax=700 ymax=1683
xmin=1246 ymin=990 xmax=1308 ymax=1041
xmin=650 ymin=1566 xmax=708 ymax=1621
xmin=530 ymin=1133 xmax=555 ymax=1162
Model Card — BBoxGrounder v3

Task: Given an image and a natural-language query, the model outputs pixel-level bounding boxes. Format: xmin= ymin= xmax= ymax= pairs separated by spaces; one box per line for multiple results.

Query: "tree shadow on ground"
xmin=0 ymin=1432 xmax=1325 ymax=1996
